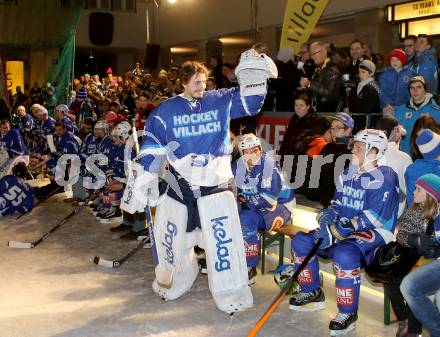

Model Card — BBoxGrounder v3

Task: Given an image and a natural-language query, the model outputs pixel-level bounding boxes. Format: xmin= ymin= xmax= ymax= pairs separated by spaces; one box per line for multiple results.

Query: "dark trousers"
xmin=383 ymin=282 xmax=422 ymax=334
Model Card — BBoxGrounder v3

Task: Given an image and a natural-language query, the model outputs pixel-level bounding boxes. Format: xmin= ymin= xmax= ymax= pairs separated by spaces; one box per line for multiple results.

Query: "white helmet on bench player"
xmin=238 ymin=133 xmax=261 ymax=155
xmin=94 ymin=120 xmax=109 ymax=135
xmin=111 ymin=121 xmax=131 ymax=141
xmin=353 ymin=129 xmax=388 ymax=161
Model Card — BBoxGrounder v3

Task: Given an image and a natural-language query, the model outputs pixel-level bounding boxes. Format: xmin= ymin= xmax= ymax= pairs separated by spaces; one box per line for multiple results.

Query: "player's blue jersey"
xmin=54 ymin=133 xmax=80 ymax=156
xmin=57 ymin=116 xmax=74 ymax=133
xmin=331 ymin=165 xmax=399 ymax=236
xmin=38 ymin=117 xmax=56 ymax=143
xmin=0 ymin=175 xmax=34 ymax=216
xmin=109 ymin=143 xmax=135 ymax=182
xmin=97 ymin=135 xmax=114 ymax=172
xmin=0 ymin=129 xmax=28 ymax=158
xmin=139 ymin=88 xmax=265 ymax=186
xmin=232 ymin=153 xmax=295 ymax=211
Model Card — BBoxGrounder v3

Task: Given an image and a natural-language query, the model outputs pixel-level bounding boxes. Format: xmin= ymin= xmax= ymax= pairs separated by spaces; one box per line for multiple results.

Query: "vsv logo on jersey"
xmin=336 ymin=286 xmax=354 ymax=306
xmin=211 ymin=216 xmax=232 ymax=272
xmin=162 ymin=221 xmax=177 ymax=265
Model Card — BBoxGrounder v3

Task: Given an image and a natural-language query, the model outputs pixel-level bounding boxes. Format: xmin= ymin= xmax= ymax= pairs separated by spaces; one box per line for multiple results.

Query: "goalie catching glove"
xmin=120 ymin=161 xmax=159 ymax=214
xmin=235 ymin=49 xmax=278 ymax=96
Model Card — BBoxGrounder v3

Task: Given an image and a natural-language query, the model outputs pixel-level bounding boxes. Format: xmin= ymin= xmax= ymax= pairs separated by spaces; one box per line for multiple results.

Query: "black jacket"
xmin=308 ymin=57 xmax=342 ymax=112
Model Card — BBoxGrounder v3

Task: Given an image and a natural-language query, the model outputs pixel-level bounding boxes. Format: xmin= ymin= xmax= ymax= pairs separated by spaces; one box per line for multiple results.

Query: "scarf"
xmin=357 ymin=77 xmax=374 ymax=96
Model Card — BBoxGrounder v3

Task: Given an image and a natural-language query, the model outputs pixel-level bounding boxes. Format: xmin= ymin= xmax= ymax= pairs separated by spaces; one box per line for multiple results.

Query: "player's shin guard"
xmin=291 ymin=232 xmax=321 ymax=292
xmin=239 ymin=210 xmax=262 ymax=268
xmin=332 ymin=243 xmax=362 ymax=314
xmin=152 ymin=195 xmax=199 ymax=300
xmin=198 ymin=191 xmax=253 ymax=313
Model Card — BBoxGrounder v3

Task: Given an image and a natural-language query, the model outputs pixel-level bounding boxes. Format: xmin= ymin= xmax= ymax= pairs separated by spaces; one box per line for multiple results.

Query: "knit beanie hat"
xmin=388 ymin=49 xmax=407 ymax=66
xmin=416 ymin=129 xmax=440 ymax=160
xmin=416 ymin=173 xmax=440 ymax=202
xmin=359 ymin=60 xmax=376 ymax=74
xmin=335 ymin=112 xmax=354 ymax=129
xmin=76 ymin=86 xmax=87 ymax=100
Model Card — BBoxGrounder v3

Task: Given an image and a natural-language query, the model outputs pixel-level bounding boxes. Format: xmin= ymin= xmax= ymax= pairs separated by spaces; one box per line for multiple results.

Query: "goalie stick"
xmin=8 ymin=205 xmax=81 ymax=249
xmin=246 ymin=238 xmax=323 ymax=337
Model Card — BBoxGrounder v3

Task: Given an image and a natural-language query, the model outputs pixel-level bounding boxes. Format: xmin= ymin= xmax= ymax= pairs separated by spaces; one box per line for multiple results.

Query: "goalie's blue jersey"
xmin=0 ymin=175 xmax=34 ymax=216
xmin=139 ymin=88 xmax=265 ymax=186
xmin=331 ymin=165 xmax=399 ymax=238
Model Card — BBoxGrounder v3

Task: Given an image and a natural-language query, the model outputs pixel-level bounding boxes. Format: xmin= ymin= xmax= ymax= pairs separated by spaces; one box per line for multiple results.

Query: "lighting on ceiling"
xmin=170 ymin=47 xmax=198 ymax=54
xmin=219 ymin=36 xmax=253 ymax=45
xmin=168 ymin=0 xmax=176 ymax=3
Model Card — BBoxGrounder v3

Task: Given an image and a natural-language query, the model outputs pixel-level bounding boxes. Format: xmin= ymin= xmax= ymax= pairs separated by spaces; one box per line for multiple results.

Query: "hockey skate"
xmin=289 ymin=287 xmax=325 ymax=312
xmin=329 ymin=312 xmax=357 ymax=336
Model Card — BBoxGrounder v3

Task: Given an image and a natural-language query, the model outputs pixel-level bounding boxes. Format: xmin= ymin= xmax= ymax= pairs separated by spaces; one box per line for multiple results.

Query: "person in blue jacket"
xmin=394 ymin=76 xmax=440 ymax=155
xmin=232 ymin=133 xmax=295 ymax=284
xmin=379 ymin=49 xmax=415 ymax=115
xmin=405 ymin=129 xmax=440 ymax=206
xmin=0 ymin=162 xmax=34 ymax=216
xmin=401 ymin=173 xmax=440 ymax=337
xmin=410 ymin=34 xmax=438 ymax=94
xmin=289 ymin=129 xmax=399 ymax=336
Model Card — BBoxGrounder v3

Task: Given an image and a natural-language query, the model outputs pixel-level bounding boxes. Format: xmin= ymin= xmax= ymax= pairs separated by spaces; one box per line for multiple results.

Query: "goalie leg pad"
xmin=197 ymin=191 xmax=253 ymax=313
xmin=152 ymin=195 xmax=199 ymax=300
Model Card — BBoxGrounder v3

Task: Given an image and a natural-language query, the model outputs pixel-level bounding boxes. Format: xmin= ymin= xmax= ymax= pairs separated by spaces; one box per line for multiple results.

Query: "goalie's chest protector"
xmin=161 ymin=94 xmax=232 ymax=158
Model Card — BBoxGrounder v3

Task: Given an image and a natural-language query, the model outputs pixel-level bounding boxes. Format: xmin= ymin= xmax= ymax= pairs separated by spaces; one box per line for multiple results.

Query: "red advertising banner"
xmin=256 ymin=112 xmax=291 ymax=151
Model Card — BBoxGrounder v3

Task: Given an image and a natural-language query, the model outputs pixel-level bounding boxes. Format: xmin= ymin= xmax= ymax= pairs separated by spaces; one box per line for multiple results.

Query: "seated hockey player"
xmin=69 ymin=120 xmax=109 ymax=205
xmin=0 ymin=162 xmax=34 ymax=216
xmin=46 ymin=122 xmax=79 ymax=178
xmin=0 ymin=119 xmax=29 ymax=178
xmin=54 ymin=104 xmax=74 ymax=133
xmin=290 ymin=129 xmax=399 ymax=336
xmin=121 ymin=50 xmax=277 ymax=313
xmin=95 ymin=121 xmax=134 ymax=223
xmin=232 ymin=133 xmax=295 ymax=284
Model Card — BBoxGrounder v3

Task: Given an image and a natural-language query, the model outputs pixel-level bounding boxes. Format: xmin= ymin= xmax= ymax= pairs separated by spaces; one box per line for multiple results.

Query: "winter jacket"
xmin=393 ymin=93 xmax=440 ymax=154
xmin=308 ymin=56 xmax=342 ymax=112
xmin=279 ymin=111 xmax=317 ymax=159
xmin=405 ymin=159 xmax=440 ymax=206
xmin=396 ymin=204 xmax=430 ymax=247
xmin=410 ymin=49 xmax=439 ymax=94
xmin=350 ymin=81 xmax=381 ymax=133
xmin=379 ymin=66 xmax=415 ymax=108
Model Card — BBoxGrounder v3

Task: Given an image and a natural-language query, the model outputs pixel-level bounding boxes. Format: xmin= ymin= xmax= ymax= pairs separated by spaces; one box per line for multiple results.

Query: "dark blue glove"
xmin=313 ymin=226 xmax=334 ymax=250
xmin=329 ymin=217 xmax=355 ymax=241
xmin=316 ymin=208 xmax=338 ymax=228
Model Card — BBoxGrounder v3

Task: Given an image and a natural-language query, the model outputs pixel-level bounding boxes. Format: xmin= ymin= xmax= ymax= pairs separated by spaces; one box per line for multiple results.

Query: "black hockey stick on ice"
xmin=16 ymin=185 xmax=63 ymax=220
xmin=8 ymin=206 xmax=81 ymax=249
xmin=93 ymin=235 xmax=151 ymax=268
xmin=247 ymin=238 xmax=323 ymax=337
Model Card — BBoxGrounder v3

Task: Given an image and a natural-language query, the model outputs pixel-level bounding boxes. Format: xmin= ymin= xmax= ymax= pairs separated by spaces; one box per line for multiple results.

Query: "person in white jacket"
xmin=377 ymin=116 xmax=413 ymax=217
